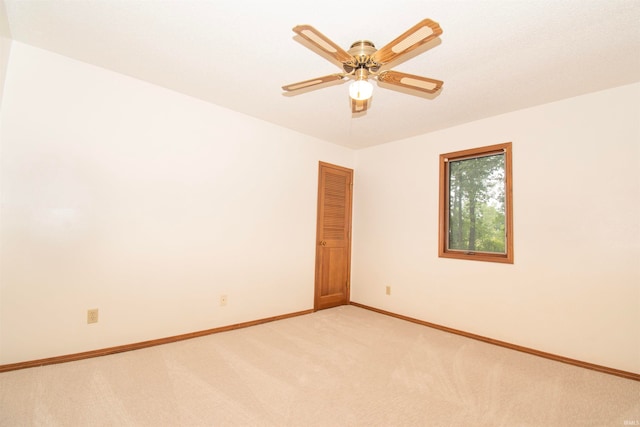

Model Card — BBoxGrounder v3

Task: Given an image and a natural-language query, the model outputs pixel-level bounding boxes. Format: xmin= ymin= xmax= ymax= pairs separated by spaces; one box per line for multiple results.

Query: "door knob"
xmin=320 ymin=240 xmax=327 ymax=246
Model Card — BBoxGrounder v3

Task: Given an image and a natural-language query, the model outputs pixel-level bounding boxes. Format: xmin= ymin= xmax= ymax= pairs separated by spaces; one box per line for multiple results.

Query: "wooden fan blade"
xmin=282 ymin=74 xmax=346 ymax=92
xmin=371 ymin=19 xmax=442 ymax=65
xmin=377 ymin=70 xmax=443 ymax=94
xmin=292 ymin=25 xmax=353 ymax=64
xmin=351 ymin=98 xmax=369 ymax=113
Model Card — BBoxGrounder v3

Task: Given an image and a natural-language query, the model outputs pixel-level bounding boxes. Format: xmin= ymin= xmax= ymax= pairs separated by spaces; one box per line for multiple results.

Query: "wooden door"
xmin=314 ymin=162 xmax=353 ymax=311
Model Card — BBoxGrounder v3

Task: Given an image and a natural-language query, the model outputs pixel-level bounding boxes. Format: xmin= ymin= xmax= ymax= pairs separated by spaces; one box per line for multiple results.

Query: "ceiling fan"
xmin=282 ymin=19 xmax=444 ymax=113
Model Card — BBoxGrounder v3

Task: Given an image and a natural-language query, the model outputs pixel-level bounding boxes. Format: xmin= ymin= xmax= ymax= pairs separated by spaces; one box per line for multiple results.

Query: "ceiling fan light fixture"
xmin=349 ymin=79 xmax=373 ymax=101
xmin=349 ymin=67 xmax=373 ymax=101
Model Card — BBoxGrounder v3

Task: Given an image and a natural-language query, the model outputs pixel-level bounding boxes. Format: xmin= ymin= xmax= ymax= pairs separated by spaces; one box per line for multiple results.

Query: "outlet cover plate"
xmin=87 ymin=308 xmax=99 ymax=324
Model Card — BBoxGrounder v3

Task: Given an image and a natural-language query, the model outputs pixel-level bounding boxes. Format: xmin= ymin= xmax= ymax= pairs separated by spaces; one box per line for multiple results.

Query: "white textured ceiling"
xmin=4 ymin=0 xmax=640 ymax=149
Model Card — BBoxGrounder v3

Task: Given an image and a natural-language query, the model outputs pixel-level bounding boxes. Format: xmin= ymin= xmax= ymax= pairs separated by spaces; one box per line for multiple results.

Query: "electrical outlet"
xmin=386 ymin=286 xmax=391 ymax=296
xmin=220 ymin=295 xmax=228 ymax=306
xmin=87 ymin=308 xmax=99 ymax=324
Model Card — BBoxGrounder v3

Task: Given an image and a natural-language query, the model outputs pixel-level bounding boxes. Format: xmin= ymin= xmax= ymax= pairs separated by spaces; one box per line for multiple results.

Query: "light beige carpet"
xmin=1 ymin=305 xmax=638 ymax=426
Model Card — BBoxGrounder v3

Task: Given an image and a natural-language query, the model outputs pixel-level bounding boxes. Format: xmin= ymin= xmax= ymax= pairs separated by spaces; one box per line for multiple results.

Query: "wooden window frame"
xmin=438 ymin=142 xmax=514 ymax=264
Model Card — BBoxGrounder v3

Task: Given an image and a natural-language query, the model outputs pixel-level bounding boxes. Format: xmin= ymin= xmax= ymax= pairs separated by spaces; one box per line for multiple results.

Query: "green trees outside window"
xmin=439 ymin=143 xmax=513 ymax=263
xmin=448 ymin=152 xmax=505 ymax=253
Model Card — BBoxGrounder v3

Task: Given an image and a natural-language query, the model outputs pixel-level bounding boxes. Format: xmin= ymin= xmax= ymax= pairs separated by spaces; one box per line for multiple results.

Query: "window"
xmin=439 ymin=142 xmax=513 ymax=263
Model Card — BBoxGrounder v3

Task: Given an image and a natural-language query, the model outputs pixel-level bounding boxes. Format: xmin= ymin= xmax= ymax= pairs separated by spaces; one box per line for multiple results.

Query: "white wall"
xmin=352 ymin=82 xmax=640 ymax=373
xmin=0 ymin=42 xmax=354 ymax=364
xmin=2 ymin=40 xmax=638 ymax=374
xmin=0 ymin=0 xmax=11 ymax=111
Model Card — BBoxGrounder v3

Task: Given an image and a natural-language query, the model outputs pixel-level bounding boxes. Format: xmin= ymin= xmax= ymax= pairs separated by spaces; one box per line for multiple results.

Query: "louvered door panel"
xmin=315 ymin=162 xmax=353 ymax=310
xmin=323 ymin=172 xmax=347 ymax=241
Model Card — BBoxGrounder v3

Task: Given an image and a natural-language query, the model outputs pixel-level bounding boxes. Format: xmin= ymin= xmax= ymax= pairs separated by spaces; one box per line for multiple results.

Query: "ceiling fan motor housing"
xmin=344 ymin=40 xmax=380 ymax=74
